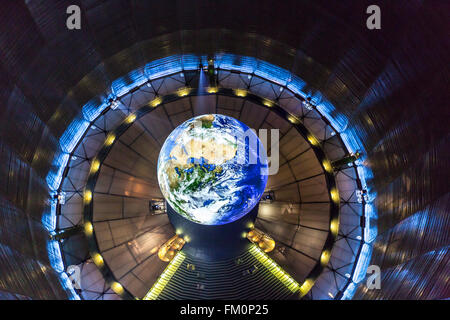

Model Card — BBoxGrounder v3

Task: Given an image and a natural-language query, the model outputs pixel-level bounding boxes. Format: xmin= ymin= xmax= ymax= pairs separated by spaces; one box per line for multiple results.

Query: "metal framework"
xmin=49 ymin=55 xmax=375 ymax=300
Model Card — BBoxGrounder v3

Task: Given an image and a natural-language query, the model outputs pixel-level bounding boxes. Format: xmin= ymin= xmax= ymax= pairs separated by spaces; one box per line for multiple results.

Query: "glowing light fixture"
xmin=143 ymin=252 xmax=186 ymax=300
xmin=249 ymin=245 xmax=299 ymax=293
xmin=84 ymin=222 xmax=93 ymax=236
xmin=105 ymin=134 xmax=116 ymax=146
xmin=158 ymin=236 xmax=184 ymax=262
xmin=92 ymin=253 xmax=104 ymax=267
xmin=150 ymin=97 xmax=162 ymax=107
xmin=84 ymin=190 xmax=92 ymax=203
xmin=234 ymin=89 xmax=247 ymax=97
xmin=177 ymin=87 xmax=190 ymax=97
xmin=90 ymin=159 xmax=100 ymax=174
xmin=320 ymin=250 xmax=331 ymax=266
xmin=287 ymin=115 xmax=300 ymax=124
xmin=299 ymin=279 xmax=314 ymax=297
xmin=330 ymin=219 xmax=339 ymax=236
xmin=111 ymin=282 xmax=124 ymax=295
xmin=247 ymin=229 xmax=276 ymax=253
xmin=330 ymin=188 xmax=340 ymax=203
xmin=307 ymin=135 xmax=319 ymax=146
xmin=322 ymin=160 xmax=333 ymax=173
xmin=263 ymin=99 xmax=274 ymax=107
xmin=125 ymin=113 xmax=137 ymax=124
xmin=207 ymin=87 xmax=218 ymax=93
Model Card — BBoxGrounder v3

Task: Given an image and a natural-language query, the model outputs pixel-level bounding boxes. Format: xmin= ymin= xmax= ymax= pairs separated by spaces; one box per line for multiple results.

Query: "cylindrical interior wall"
xmin=0 ymin=1 xmax=448 ymax=299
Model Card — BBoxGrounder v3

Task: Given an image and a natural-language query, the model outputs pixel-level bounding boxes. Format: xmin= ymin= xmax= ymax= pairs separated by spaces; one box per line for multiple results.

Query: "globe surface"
xmin=157 ymin=114 xmax=268 ymax=225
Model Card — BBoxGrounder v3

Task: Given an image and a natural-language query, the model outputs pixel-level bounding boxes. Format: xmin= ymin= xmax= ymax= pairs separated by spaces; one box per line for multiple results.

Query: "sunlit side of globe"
xmin=157 ymin=114 xmax=268 ymax=225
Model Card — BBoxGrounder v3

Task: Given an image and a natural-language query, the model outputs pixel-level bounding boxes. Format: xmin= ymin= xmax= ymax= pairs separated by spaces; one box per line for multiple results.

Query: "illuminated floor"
xmin=146 ymin=245 xmax=299 ymax=300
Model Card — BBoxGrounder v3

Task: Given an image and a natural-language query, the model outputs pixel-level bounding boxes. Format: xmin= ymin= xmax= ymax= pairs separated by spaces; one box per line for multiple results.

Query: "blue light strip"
xmin=47 ymin=240 xmax=81 ymax=300
xmin=364 ymin=204 xmax=378 ymax=243
xmin=217 ymin=54 xmax=257 ymax=73
xmin=145 ymin=55 xmax=183 ymax=80
xmin=112 ymin=69 xmax=148 ymax=98
xmin=352 ymin=243 xmax=373 ymax=284
xmin=254 ymin=60 xmax=290 ymax=86
xmin=341 ymin=282 xmax=357 ymax=300
xmin=60 ymin=118 xmax=90 ymax=154
xmin=59 ymin=272 xmax=81 ymax=300
xmin=46 ymin=53 xmax=376 ymax=300
xmin=181 ymin=54 xmax=202 ymax=70
xmin=83 ymin=100 xmax=108 ymax=122
xmin=47 ymin=240 xmax=64 ymax=273
xmin=41 ymin=201 xmax=57 ymax=233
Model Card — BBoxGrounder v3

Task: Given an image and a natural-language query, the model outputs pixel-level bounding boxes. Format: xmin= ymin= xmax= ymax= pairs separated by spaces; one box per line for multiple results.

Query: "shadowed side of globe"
xmin=167 ymin=203 xmax=259 ymax=260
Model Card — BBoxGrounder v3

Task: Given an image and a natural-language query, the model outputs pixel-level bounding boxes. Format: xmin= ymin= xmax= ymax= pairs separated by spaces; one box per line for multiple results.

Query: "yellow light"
xmin=330 ymin=219 xmax=339 ymax=236
xmin=263 ymin=99 xmax=273 ymax=107
xmin=234 ymin=89 xmax=247 ymax=97
xmin=184 ymin=235 xmax=191 ymax=243
xmin=175 ymin=228 xmax=182 ymax=235
xmin=150 ymin=97 xmax=162 ymax=107
xmin=105 ymin=134 xmax=116 ymax=146
xmin=308 ymin=135 xmax=319 ymax=146
xmin=84 ymin=222 xmax=93 ymax=236
xmin=330 ymin=188 xmax=340 ymax=203
xmin=90 ymin=159 xmax=100 ymax=173
xmin=177 ymin=87 xmax=190 ymax=97
xmin=287 ymin=115 xmax=300 ymax=124
xmin=241 ymin=232 xmax=248 ymax=238
xmin=207 ymin=87 xmax=218 ymax=93
xmin=92 ymin=253 xmax=104 ymax=267
xmin=111 ymin=282 xmax=124 ymax=295
xmin=125 ymin=113 xmax=136 ymax=124
xmin=247 ymin=222 xmax=255 ymax=229
xmin=84 ymin=190 xmax=92 ymax=203
xmin=262 ymin=238 xmax=276 ymax=253
xmin=144 ymin=252 xmax=185 ymax=300
xmin=322 ymin=160 xmax=332 ymax=173
xmin=299 ymin=279 xmax=314 ymax=297
xmin=320 ymin=250 xmax=330 ymax=266
xmin=249 ymin=245 xmax=300 ymax=293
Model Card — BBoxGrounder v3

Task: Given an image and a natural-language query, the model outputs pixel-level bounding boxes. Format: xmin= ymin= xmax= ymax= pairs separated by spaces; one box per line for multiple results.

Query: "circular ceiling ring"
xmin=82 ymin=86 xmax=340 ymax=300
xmin=48 ymin=54 xmax=373 ymax=300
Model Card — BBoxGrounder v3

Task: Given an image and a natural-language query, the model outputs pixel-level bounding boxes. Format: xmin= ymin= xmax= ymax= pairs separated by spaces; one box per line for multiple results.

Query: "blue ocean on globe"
xmin=157 ymin=114 xmax=268 ymax=225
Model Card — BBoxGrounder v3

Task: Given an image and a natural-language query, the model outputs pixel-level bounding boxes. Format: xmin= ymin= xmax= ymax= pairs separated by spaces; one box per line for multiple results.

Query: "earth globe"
xmin=157 ymin=114 xmax=268 ymax=225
